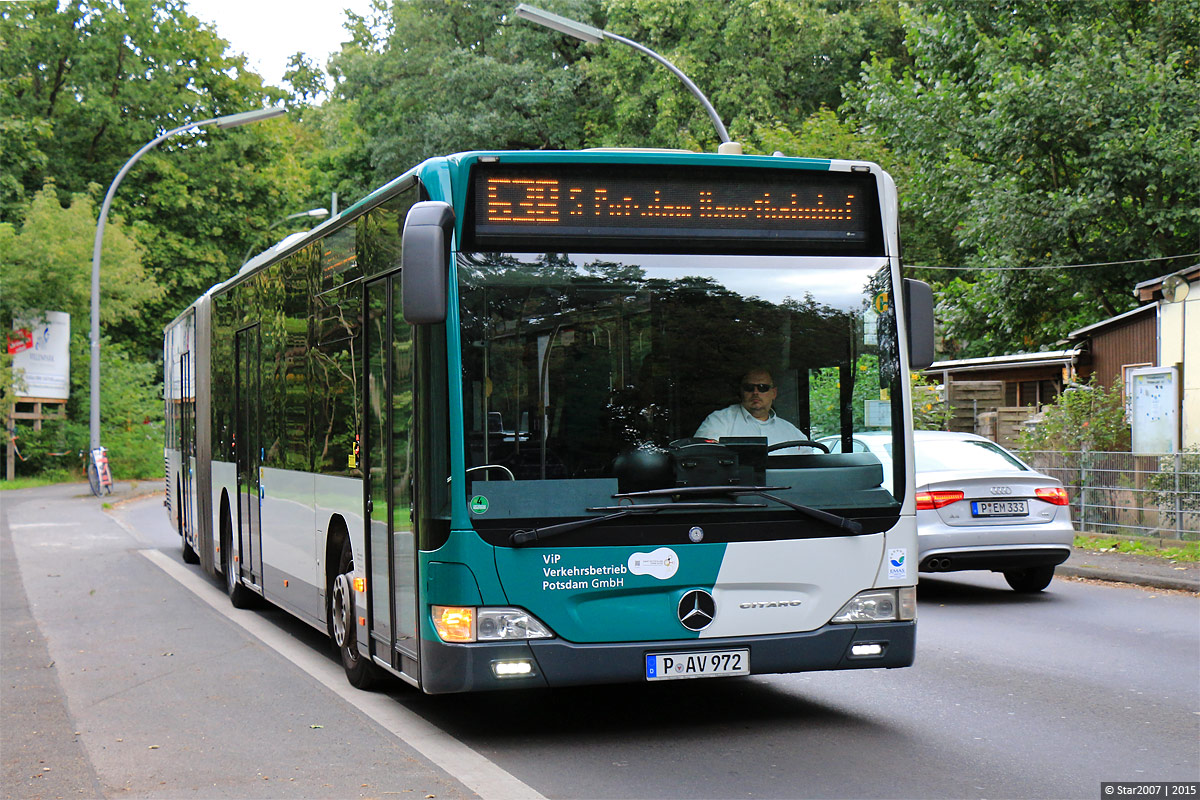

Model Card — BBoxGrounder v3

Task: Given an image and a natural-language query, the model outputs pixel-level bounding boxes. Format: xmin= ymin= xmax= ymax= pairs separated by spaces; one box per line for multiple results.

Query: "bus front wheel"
xmin=330 ymin=538 xmax=380 ymax=690
xmin=221 ymin=507 xmax=255 ymax=609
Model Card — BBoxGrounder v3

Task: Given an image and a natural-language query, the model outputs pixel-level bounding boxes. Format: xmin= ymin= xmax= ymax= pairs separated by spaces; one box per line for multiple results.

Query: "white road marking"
xmin=139 ymin=548 xmax=546 ymax=800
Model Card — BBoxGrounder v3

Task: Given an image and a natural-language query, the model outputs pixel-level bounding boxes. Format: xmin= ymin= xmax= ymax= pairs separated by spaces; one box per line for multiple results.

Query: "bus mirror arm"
xmin=903 ymin=278 xmax=935 ymax=370
xmin=402 ymin=201 xmax=456 ymax=324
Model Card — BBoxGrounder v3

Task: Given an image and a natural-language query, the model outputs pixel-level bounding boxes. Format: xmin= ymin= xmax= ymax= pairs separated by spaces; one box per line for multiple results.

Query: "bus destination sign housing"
xmin=466 ymin=162 xmax=885 ymax=255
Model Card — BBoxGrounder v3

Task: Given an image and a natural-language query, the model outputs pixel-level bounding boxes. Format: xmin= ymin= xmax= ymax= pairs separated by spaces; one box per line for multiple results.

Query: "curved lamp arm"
xmin=89 ymin=107 xmax=285 ymax=451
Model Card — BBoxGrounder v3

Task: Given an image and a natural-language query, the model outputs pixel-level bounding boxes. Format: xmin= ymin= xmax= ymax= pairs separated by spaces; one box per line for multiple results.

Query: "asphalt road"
xmin=4 ymin=484 xmax=1198 ymax=800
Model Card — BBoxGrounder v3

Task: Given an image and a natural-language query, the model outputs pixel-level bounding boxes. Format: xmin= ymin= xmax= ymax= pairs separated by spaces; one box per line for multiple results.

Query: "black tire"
xmin=221 ymin=507 xmax=256 ymax=609
xmin=87 ymin=460 xmax=101 ymax=497
xmin=329 ymin=537 xmax=380 ymax=690
xmin=180 ymin=487 xmax=200 ymax=564
xmin=182 ymin=538 xmax=200 ymax=564
xmin=1004 ymin=566 xmax=1055 ymax=593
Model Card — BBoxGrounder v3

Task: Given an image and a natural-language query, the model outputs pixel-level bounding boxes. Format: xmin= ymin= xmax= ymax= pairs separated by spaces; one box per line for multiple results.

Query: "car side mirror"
xmin=401 ymin=201 xmax=455 ymax=324
xmin=903 ymin=278 xmax=935 ymax=370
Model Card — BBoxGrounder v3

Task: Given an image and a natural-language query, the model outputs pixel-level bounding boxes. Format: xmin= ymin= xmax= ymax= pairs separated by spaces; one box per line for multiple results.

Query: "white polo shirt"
xmin=694 ymin=404 xmax=808 ymax=447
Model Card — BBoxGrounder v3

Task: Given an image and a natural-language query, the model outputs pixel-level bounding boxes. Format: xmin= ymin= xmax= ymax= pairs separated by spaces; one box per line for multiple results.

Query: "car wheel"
xmin=1003 ymin=566 xmax=1055 ymax=593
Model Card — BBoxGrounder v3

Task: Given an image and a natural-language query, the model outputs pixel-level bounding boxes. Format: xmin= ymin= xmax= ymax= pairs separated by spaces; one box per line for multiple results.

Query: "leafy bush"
xmin=5 ymin=338 xmax=162 ymax=481
xmin=1018 ymin=376 xmax=1131 ymax=455
xmin=7 ymin=418 xmax=87 ymax=476
xmin=912 ymin=373 xmax=951 ymax=431
xmin=1147 ymin=446 xmax=1200 ymax=539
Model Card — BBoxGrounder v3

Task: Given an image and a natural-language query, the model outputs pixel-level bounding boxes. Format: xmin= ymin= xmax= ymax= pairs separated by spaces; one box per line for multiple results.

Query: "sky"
xmin=183 ymin=0 xmax=378 ymax=89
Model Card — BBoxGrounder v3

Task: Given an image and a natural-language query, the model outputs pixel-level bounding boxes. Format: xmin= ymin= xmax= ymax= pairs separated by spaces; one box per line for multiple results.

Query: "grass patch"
xmin=1076 ymin=535 xmax=1200 ymax=562
xmin=0 ymin=469 xmax=81 ymax=490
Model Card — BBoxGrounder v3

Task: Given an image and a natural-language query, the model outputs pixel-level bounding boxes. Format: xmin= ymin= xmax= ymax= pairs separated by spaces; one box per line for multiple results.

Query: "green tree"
xmin=1 ymin=1 xmax=321 ymax=354
xmin=0 ymin=185 xmax=165 ymax=477
xmin=322 ymin=0 xmax=594 ymax=197
xmin=0 ymin=185 xmax=161 ymax=330
xmin=581 ymin=0 xmax=907 ymax=152
xmin=845 ymin=0 xmax=1200 ymax=357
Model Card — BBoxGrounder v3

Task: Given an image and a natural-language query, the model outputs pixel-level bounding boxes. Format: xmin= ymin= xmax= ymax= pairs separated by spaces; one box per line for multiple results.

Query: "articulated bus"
xmin=164 ymin=149 xmax=935 ymax=693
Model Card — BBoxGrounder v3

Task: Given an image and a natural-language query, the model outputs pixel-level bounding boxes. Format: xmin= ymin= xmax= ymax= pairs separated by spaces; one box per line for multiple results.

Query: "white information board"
xmin=1129 ymin=366 xmax=1178 ymax=454
xmin=10 ymin=310 xmax=71 ymax=401
xmin=864 ymin=399 xmax=892 ymax=428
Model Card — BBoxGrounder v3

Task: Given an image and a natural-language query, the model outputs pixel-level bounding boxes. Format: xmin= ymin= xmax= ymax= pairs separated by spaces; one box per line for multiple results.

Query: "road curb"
xmin=1058 ymin=563 xmax=1199 ymax=593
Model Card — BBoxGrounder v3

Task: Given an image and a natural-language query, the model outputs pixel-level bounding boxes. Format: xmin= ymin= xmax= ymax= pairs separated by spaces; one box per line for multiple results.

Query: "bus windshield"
xmin=458 ymin=251 xmax=903 ymax=532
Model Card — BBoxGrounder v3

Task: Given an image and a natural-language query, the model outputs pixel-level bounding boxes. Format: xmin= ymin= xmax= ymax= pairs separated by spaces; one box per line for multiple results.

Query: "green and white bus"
xmin=164 ymin=149 xmax=934 ymax=693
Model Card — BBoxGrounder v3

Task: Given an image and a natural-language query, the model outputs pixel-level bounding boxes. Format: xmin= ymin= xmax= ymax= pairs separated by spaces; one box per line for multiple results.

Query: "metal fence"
xmin=1022 ymin=450 xmax=1200 ymax=540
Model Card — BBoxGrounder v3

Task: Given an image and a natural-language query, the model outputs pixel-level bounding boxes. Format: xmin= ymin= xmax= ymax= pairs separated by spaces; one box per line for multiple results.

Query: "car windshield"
xmin=915 ymin=439 xmax=1029 ymax=473
xmin=457 ymin=252 xmax=904 ymax=527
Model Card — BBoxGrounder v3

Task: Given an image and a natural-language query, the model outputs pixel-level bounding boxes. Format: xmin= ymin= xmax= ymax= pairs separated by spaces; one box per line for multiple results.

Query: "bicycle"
xmin=87 ymin=447 xmax=113 ymax=497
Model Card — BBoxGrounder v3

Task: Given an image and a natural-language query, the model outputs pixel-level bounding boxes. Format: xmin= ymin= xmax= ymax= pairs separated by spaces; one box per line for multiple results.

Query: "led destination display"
xmin=467 ymin=163 xmax=884 ymax=254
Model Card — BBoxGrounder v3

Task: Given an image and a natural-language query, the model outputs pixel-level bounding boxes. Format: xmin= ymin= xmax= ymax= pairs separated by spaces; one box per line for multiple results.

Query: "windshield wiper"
xmin=616 ymin=485 xmax=864 ymax=534
xmin=509 ymin=501 xmax=764 ymax=546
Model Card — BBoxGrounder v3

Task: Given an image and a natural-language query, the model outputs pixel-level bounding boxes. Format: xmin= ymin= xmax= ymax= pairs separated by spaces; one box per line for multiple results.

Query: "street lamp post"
xmin=514 ymin=3 xmax=741 ymax=153
xmin=241 ymin=207 xmax=330 ymax=263
xmin=89 ymin=106 xmax=286 ymax=458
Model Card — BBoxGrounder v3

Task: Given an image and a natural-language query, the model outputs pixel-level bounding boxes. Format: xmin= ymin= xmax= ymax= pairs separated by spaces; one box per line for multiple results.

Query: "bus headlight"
xmin=432 ymin=606 xmax=554 ymax=643
xmin=831 ymin=587 xmax=916 ymax=623
xmin=478 ymin=608 xmax=553 ymax=641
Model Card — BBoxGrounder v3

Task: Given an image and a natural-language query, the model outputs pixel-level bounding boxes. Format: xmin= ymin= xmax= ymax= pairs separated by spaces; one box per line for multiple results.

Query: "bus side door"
xmin=234 ymin=324 xmax=262 ymax=587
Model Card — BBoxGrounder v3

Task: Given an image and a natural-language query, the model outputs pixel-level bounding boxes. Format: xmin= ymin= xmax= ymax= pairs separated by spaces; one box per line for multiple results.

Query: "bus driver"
xmin=694 ymin=368 xmax=809 ymax=447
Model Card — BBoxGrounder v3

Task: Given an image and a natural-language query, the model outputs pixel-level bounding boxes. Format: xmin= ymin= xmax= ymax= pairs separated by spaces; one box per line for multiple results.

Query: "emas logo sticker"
xmin=888 ymin=548 xmax=908 ymax=581
xmin=628 ymin=547 xmax=679 ymax=580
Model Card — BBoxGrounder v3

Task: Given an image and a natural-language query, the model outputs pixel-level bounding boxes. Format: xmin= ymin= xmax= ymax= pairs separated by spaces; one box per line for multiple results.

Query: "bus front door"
xmin=234 ymin=324 xmax=261 ymax=588
xmin=364 ymin=274 xmax=418 ymax=676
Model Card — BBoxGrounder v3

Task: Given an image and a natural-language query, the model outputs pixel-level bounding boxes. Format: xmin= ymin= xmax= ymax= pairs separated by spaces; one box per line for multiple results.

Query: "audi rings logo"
xmin=677 ymin=590 xmax=716 ymax=631
xmin=990 ymin=486 xmax=1013 ymax=495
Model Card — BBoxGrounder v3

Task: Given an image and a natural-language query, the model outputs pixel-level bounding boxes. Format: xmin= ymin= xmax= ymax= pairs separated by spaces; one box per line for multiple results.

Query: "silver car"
xmin=818 ymin=431 xmax=1074 ymax=592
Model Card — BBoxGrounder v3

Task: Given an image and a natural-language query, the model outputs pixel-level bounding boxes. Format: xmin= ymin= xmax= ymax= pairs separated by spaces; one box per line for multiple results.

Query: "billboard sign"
xmin=10 ymin=310 xmax=71 ymax=401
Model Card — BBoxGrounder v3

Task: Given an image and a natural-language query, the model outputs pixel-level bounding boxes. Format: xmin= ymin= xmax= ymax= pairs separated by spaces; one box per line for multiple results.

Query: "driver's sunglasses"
xmin=741 ymin=383 xmax=774 ymax=393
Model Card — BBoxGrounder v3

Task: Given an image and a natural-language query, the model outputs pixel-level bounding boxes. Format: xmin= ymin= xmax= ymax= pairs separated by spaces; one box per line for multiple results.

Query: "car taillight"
xmin=915 ymin=490 xmax=964 ymax=510
xmin=1035 ymin=487 xmax=1070 ymax=505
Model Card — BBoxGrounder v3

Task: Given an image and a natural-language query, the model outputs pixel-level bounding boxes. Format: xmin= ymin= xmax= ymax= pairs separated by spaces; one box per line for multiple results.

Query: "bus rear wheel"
xmin=179 ymin=483 xmax=199 ymax=564
xmin=330 ymin=538 xmax=380 ymax=690
xmin=182 ymin=537 xmax=200 ymax=564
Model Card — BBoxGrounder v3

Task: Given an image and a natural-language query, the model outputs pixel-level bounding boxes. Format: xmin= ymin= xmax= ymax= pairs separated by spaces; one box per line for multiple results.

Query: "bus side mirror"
xmin=903 ymin=278 xmax=935 ymax=370
xmin=402 ymin=201 xmax=456 ymax=324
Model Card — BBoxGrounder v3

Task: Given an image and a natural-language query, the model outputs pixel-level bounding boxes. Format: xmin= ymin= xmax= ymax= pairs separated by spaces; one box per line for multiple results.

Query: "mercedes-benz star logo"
xmin=678 ymin=589 xmax=716 ymax=631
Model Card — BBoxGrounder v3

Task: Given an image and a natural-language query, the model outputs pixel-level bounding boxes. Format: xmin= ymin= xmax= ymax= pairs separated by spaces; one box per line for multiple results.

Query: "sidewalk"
xmin=1058 ymin=546 xmax=1199 ymax=593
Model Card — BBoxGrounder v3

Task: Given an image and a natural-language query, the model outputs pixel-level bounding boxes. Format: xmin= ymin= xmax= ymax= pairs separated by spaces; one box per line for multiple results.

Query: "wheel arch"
xmin=324 ymin=514 xmax=351 ymax=595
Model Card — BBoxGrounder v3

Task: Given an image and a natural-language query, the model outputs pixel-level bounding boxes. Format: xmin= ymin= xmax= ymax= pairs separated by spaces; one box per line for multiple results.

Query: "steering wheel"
xmin=766 ymin=439 xmax=830 ymax=454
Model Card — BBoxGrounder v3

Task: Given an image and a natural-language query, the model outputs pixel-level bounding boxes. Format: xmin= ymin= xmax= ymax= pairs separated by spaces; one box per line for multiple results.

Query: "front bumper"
xmin=419 ymin=621 xmax=915 ymax=694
